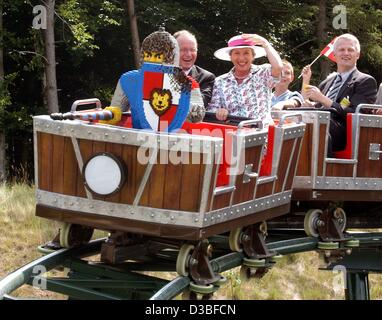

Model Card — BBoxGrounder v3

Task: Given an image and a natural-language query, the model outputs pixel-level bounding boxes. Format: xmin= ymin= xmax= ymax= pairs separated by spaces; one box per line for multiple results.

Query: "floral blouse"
xmin=207 ymin=64 xmax=279 ymax=124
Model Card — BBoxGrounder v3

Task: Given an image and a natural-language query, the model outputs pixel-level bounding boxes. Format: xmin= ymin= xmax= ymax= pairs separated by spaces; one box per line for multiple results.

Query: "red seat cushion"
xmin=259 ymin=123 xmax=275 ymax=176
xmin=182 ymin=122 xmax=237 ymax=186
xmin=333 ymin=113 xmax=352 ymax=159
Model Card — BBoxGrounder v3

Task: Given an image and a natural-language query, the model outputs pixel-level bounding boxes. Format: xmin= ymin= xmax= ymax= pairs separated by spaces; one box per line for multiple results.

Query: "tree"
xmin=42 ymin=0 xmax=59 ymax=113
xmin=127 ymin=0 xmax=140 ymax=68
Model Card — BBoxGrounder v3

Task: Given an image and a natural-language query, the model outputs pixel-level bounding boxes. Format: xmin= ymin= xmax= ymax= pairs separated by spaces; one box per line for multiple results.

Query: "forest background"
xmin=0 ymin=0 xmax=382 ymax=182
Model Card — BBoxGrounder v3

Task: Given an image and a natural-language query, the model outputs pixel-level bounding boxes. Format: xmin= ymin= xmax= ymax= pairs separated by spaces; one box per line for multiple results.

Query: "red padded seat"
xmin=333 ymin=113 xmax=352 ymax=159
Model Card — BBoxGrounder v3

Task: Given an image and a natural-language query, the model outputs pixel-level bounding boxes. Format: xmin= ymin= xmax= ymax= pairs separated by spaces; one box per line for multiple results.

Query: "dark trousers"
xmin=327 ymin=118 xmax=346 ymax=157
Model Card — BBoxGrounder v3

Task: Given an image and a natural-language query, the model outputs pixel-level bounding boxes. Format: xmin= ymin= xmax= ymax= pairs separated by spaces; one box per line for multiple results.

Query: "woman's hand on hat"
xmin=216 ymin=108 xmax=229 ymax=121
xmin=241 ymin=34 xmax=269 ymax=48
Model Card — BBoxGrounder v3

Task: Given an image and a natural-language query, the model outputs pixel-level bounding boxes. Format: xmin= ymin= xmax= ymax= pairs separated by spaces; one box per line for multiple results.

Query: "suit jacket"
xmin=317 ymin=69 xmax=377 ymax=123
xmin=190 ymin=65 xmax=215 ymax=107
xmin=376 ymin=83 xmax=382 ymax=105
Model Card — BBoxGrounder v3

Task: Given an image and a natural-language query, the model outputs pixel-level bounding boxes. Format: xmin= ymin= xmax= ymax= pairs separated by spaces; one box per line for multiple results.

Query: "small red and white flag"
xmin=320 ymin=37 xmax=337 ymax=62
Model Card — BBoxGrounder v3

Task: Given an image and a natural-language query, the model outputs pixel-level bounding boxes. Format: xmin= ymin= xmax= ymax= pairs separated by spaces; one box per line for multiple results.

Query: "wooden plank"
xmin=92 ymin=141 xmax=106 ymax=154
xmin=76 ymin=139 xmax=93 ymax=198
xmin=232 ymin=146 xmax=262 ymax=204
xmin=148 ymin=161 xmax=166 ymax=209
xmin=119 ymin=145 xmax=137 ymax=204
xmin=198 ymin=163 xmax=206 ymax=211
xmin=296 ymin=123 xmax=312 ymax=176
xmin=137 ymin=147 xmax=150 ymax=206
xmin=317 ymin=124 xmax=327 ymax=177
xmin=212 ymin=193 xmax=231 ymax=210
xmin=206 ymin=163 xmax=218 ymax=212
xmin=51 ymin=135 xmax=65 ymax=193
xmin=163 ymin=150 xmax=183 ymax=210
xmin=104 ymin=142 xmax=124 ymax=203
xmin=326 ymin=163 xmax=354 ymax=177
xmin=285 ymin=137 xmax=303 ymax=190
xmin=357 ymin=127 xmax=382 ymax=178
xmin=255 ymin=182 xmax=273 ymax=198
xmin=179 ymin=152 xmax=201 ymax=212
xmin=63 ymin=137 xmax=78 ymax=196
xmin=274 ymin=139 xmax=294 ymax=193
xmin=38 ymin=132 xmax=53 ymax=191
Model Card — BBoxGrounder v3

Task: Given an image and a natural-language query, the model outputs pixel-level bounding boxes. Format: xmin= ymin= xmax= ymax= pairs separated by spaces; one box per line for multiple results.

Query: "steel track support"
xmin=345 ymin=272 xmax=370 ymax=300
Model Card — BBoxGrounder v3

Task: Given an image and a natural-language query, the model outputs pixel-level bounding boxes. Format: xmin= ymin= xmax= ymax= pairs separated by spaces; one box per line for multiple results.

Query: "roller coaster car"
xmin=34 ymin=99 xmax=305 ymax=285
xmin=271 ymin=104 xmax=382 ymax=243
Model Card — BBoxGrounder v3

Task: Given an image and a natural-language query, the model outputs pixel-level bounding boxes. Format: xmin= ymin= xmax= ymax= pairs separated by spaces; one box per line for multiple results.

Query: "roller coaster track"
xmin=1 ymin=231 xmax=381 ymax=300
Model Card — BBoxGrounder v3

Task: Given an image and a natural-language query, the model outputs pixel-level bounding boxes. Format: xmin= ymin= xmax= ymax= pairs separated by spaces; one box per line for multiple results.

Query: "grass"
xmin=0 ymin=182 xmax=381 ymax=300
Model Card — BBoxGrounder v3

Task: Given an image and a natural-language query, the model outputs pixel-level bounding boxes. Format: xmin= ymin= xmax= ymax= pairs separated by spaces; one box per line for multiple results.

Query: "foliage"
xmin=2 ymin=0 xmax=382 ymax=180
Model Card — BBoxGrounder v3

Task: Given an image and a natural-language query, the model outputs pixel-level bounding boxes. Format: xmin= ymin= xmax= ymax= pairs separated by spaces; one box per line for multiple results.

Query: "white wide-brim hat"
xmin=214 ymin=35 xmax=267 ymax=61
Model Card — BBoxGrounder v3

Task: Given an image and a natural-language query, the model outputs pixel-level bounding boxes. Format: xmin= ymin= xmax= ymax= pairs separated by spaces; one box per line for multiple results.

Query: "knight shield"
xmin=120 ymin=63 xmax=191 ymax=132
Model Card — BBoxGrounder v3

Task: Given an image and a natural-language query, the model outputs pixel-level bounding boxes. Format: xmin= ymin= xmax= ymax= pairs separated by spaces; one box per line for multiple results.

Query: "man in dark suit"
xmin=174 ymin=30 xmax=215 ymax=107
xmin=377 ymin=83 xmax=382 ymax=105
xmin=302 ymin=34 xmax=377 ymax=154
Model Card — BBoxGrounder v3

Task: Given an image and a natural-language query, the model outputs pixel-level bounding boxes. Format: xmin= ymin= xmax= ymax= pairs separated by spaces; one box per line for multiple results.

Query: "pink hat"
xmin=214 ymin=35 xmax=267 ymax=61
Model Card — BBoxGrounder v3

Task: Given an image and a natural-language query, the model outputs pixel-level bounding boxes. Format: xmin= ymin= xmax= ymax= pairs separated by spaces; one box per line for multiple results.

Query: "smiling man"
xmin=302 ymin=33 xmax=377 ymax=154
xmin=174 ymin=30 xmax=215 ymax=107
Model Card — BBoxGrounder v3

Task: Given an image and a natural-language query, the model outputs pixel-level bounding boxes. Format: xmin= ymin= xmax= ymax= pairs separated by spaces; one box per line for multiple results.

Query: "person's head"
xmin=214 ymin=34 xmax=266 ymax=66
xmin=174 ymin=30 xmax=198 ymax=71
xmin=141 ymin=27 xmax=179 ymax=66
xmin=278 ymin=60 xmax=294 ymax=87
xmin=333 ymin=34 xmax=360 ymax=72
xmin=230 ymin=47 xmax=255 ymax=74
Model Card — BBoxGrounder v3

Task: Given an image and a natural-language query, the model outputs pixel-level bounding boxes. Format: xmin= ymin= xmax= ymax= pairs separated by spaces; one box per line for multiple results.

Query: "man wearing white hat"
xmin=208 ymin=33 xmax=283 ymax=123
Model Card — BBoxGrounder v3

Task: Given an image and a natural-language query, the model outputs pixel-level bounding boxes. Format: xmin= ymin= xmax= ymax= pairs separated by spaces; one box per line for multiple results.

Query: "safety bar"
xmin=213 ymin=185 xmax=236 ymax=196
xmin=238 ymin=119 xmax=263 ymax=130
xmin=277 ymin=113 xmax=303 ymax=127
xmin=356 ymin=104 xmax=382 ymax=114
xmin=71 ymin=98 xmax=102 ymax=112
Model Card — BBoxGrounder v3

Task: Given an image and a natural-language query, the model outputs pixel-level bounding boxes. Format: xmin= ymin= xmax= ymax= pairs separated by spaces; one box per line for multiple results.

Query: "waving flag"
xmin=298 ymin=37 xmax=338 ymax=79
xmin=320 ymin=37 xmax=337 ymax=62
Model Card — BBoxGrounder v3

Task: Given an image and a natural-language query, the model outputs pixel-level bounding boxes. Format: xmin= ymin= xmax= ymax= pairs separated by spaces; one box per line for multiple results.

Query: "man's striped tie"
xmin=327 ymin=74 xmax=342 ymax=101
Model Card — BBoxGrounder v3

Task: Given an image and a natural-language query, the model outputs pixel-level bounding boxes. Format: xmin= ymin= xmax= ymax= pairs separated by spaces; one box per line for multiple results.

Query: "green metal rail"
xmin=1 ymin=232 xmax=381 ymax=300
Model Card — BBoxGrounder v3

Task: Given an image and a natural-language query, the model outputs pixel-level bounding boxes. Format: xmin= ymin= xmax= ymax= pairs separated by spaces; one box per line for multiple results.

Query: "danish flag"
xmin=320 ymin=37 xmax=337 ymax=62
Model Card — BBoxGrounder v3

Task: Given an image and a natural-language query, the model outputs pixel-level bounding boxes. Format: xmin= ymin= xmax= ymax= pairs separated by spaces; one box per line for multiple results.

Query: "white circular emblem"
xmin=84 ymin=154 xmax=124 ymax=196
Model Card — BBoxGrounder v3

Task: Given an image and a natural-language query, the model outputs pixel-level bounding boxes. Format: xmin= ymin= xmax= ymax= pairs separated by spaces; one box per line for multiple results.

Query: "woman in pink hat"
xmin=208 ymin=34 xmax=282 ymax=123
